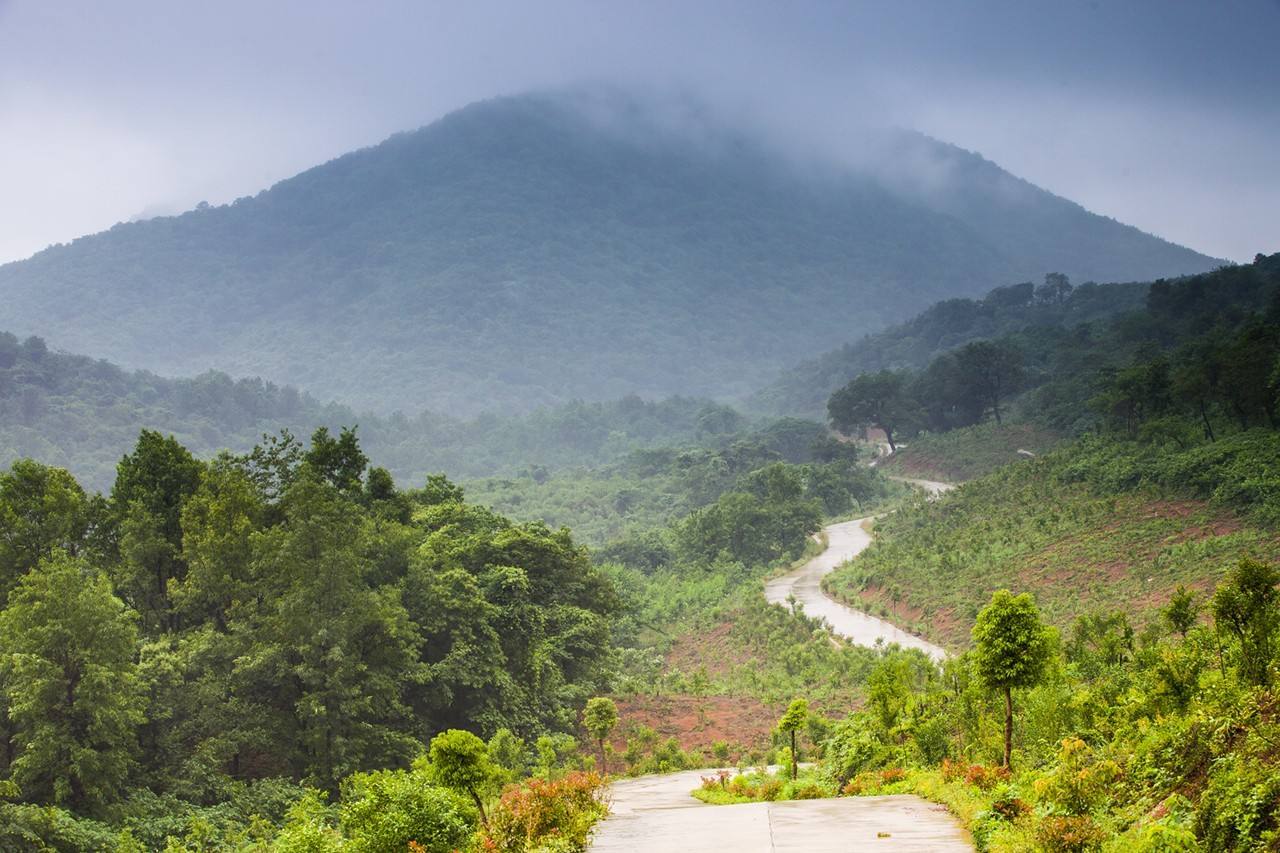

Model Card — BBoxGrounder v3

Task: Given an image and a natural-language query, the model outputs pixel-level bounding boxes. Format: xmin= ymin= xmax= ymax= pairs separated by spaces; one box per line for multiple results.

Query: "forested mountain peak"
xmin=0 ymin=92 xmax=1219 ymax=414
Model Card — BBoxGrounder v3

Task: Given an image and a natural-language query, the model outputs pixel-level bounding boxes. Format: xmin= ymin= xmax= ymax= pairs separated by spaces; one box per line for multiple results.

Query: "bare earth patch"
xmin=612 ymin=693 xmax=781 ymax=753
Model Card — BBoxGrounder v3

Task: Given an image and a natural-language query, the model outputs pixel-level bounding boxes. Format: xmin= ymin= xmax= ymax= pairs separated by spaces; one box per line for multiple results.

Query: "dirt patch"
xmin=611 ymin=693 xmax=782 ymax=753
xmin=664 ymin=621 xmax=745 ymax=680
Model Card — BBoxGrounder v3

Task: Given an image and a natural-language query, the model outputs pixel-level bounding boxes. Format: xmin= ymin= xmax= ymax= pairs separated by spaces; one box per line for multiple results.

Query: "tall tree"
xmin=237 ymin=473 xmax=421 ymax=789
xmin=175 ymin=461 xmax=264 ymax=630
xmin=972 ymin=590 xmax=1052 ymax=769
xmin=777 ymin=698 xmax=809 ymax=780
xmin=304 ymin=427 xmax=368 ymax=494
xmin=582 ymin=697 xmax=618 ymax=775
xmin=1211 ymin=558 xmax=1279 ymax=687
xmin=827 ymin=370 xmax=915 ymax=452
xmin=0 ymin=552 xmax=143 ymax=811
xmin=952 ymin=341 xmax=1024 ymax=426
xmin=110 ymin=431 xmax=204 ymax=632
xmin=0 ymin=460 xmax=88 ymax=605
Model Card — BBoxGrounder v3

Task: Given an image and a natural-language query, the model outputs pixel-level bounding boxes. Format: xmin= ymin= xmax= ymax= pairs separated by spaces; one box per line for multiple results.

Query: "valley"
xmin=0 ymin=21 xmax=1276 ymax=847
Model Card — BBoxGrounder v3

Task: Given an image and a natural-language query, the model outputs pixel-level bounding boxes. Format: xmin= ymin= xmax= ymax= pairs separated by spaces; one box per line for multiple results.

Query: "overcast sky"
xmin=1 ymin=0 xmax=1276 ymax=264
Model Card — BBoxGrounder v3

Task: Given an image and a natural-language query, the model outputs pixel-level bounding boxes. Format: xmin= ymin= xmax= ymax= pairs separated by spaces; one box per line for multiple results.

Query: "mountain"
xmin=0 ymin=92 xmax=1219 ymax=415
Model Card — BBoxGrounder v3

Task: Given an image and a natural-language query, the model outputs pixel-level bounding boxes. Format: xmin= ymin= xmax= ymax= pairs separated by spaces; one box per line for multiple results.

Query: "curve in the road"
xmin=763 ymin=477 xmax=952 ymax=661
xmin=590 ymin=768 xmax=971 ymax=852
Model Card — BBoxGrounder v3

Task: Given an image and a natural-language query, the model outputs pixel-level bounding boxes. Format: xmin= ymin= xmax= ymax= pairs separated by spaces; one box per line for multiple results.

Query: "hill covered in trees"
xmin=822 ymin=253 xmax=1280 ymax=463
xmin=748 ymin=274 xmax=1152 ymax=418
xmin=0 ymin=332 xmax=749 ymax=493
xmin=0 ymin=92 xmax=1217 ymax=415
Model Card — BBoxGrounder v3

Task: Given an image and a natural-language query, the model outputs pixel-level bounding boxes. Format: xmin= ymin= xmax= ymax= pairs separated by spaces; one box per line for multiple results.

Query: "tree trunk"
xmin=884 ymin=426 xmax=896 ymax=453
xmin=1003 ymin=686 xmax=1013 ymax=770
xmin=470 ymin=788 xmax=488 ymax=828
xmin=1199 ymin=400 xmax=1216 ymax=442
xmin=599 ymin=737 xmax=607 ymax=776
xmin=790 ymin=730 xmax=798 ymax=780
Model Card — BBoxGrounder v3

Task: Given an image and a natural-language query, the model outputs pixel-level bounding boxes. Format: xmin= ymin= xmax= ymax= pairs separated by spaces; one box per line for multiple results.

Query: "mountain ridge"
xmin=0 ymin=92 xmax=1220 ymax=414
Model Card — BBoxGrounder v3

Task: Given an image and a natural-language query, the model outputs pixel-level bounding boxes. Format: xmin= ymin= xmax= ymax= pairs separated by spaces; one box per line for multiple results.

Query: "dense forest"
xmin=0 ymin=427 xmax=626 ymax=847
xmin=749 ymin=275 xmax=1150 ymax=418
xmin=0 ymin=337 xmax=747 ymax=493
xmin=823 ymin=253 xmax=1280 ymax=447
xmin=0 ymin=93 xmax=1216 ymax=415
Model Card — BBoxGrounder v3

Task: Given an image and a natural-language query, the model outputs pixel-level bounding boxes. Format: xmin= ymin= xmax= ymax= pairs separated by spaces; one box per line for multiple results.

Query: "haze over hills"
xmin=0 ymin=92 xmax=1219 ymax=415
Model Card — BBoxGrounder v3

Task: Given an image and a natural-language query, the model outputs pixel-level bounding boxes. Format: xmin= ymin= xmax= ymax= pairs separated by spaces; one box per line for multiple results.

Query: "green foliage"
xmin=752 ymin=275 xmax=1155 ymax=418
xmin=339 ymin=764 xmax=477 ymax=853
xmin=581 ymin=698 xmax=618 ymax=774
xmin=0 ymin=425 xmax=620 ymax=844
xmin=0 ymin=334 xmax=760 ymax=496
xmin=427 ymin=729 xmax=495 ymax=819
xmin=777 ymin=699 xmax=809 ymax=733
xmin=481 ymin=770 xmax=607 ymax=853
xmin=1210 ymin=558 xmax=1279 ymax=686
xmin=973 ymin=591 xmax=1053 ymax=692
xmin=0 ymin=552 xmax=143 ymax=812
xmin=0 ymin=459 xmax=89 ymax=606
xmin=827 ymin=370 xmax=916 ymax=449
xmin=1163 ymin=585 xmax=1200 ymax=637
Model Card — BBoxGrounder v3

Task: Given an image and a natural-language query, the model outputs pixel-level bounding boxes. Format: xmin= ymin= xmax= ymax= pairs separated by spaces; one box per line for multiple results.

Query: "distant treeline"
xmin=826 ymin=253 xmax=1280 ymax=446
xmin=0 ymin=336 xmax=746 ymax=492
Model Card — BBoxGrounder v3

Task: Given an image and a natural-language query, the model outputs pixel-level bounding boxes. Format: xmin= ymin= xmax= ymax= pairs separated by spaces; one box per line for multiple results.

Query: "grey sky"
xmin=1 ymin=0 xmax=1276 ymax=265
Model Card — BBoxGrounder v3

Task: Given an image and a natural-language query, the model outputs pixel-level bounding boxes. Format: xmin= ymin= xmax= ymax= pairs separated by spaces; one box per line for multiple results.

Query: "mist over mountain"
xmin=0 ymin=92 xmax=1218 ymax=414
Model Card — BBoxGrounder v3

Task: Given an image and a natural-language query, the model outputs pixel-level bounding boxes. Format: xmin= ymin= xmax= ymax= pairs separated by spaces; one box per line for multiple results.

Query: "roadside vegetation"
xmin=697 ymin=568 xmax=1280 ymax=851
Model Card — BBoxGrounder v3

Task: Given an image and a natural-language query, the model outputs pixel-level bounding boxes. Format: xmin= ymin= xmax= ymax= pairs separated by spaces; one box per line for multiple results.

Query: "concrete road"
xmin=763 ymin=517 xmax=947 ymax=661
xmin=590 ymin=769 xmax=972 ymax=852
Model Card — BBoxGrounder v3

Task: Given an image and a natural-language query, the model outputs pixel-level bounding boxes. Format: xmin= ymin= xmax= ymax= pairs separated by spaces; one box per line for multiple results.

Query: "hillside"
xmin=827 ymin=432 xmax=1280 ymax=648
xmin=0 ymin=92 xmax=1217 ymax=415
xmin=0 ymin=331 xmax=746 ymax=492
xmin=821 ymin=253 xmax=1280 ymax=646
xmin=748 ymin=276 xmax=1151 ymax=418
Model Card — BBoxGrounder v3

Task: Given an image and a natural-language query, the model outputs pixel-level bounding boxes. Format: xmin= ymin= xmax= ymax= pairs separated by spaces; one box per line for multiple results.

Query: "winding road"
xmin=590 ymin=768 xmax=971 ymax=852
xmin=764 ymin=476 xmax=952 ymax=661
xmin=589 ymin=477 xmax=970 ymax=850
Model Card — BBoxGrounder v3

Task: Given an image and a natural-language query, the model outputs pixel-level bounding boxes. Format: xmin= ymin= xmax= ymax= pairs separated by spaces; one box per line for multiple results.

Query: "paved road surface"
xmin=590 ymin=769 xmax=972 ymax=852
xmin=763 ymin=476 xmax=953 ymax=660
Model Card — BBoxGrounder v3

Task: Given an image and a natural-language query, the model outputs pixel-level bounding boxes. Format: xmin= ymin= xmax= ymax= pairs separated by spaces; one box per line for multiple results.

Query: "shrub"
xmin=988 ymin=785 xmax=1030 ymax=821
xmin=756 ymin=779 xmax=783 ymax=802
xmin=339 ymin=766 xmax=477 ymax=853
xmin=481 ymin=771 xmax=608 ymax=853
xmin=963 ymin=764 xmax=1011 ymax=791
xmin=1034 ymin=738 xmax=1120 ymax=817
xmin=786 ymin=783 xmax=826 ymax=800
xmin=840 ymin=772 xmax=881 ymax=797
xmin=1035 ymin=814 xmax=1108 ymax=852
xmin=879 ymin=767 xmax=907 ymax=785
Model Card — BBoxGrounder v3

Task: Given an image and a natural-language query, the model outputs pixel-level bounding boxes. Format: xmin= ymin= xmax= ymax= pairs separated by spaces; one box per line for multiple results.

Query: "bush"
xmin=481 ymin=771 xmax=607 ymax=853
xmin=1035 ymin=814 xmax=1108 ymax=853
xmin=988 ymin=785 xmax=1030 ymax=821
xmin=339 ymin=766 xmax=478 ymax=853
xmin=963 ymin=764 xmax=1011 ymax=791
xmin=879 ymin=767 xmax=907 ymax=785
